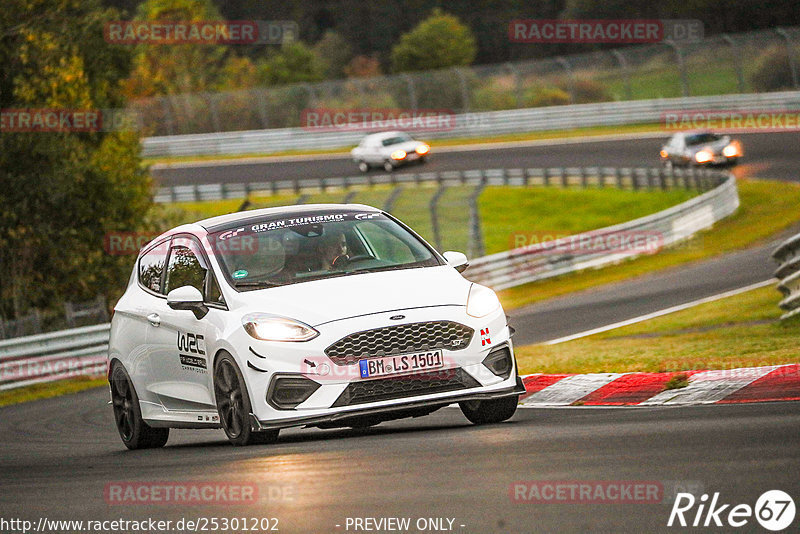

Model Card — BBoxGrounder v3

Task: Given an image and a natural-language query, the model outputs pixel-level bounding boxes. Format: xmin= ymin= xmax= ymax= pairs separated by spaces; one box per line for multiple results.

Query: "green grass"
xmin=514 ymin=285 xmax=799 ymax=375
xmin=0 ymin=376 xmax=108 ymax=408
xmin=499 ymin=179 xmax=800 ymax=311
xmin=480 ymin=187 xmax=695 ymax=255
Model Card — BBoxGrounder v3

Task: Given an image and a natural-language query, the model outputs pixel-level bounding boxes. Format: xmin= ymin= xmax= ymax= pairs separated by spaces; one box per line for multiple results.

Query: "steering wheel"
xmin=331 ymin=254 xmax=372 ymax=270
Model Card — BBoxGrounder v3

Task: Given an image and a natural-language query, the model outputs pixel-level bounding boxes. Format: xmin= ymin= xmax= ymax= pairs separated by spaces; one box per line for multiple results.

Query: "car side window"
xmin=206 ymin=274 xmax=225 ymax=305
xmin=138 ymin=241 xmax=168 ymax=294
xmin=164 ymin=238 xmax=208 ymax=295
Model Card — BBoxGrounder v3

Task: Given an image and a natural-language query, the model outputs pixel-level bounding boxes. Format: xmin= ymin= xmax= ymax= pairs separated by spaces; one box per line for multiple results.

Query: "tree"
xmin=257 ymin=41 xmax=326 ymax=85
xmin=0 ymin=0 xmax=150 ymax=319
xmin=390 ymin=8 xmax=477 ymax=73
xmin=122 ymin=0 xmax=228 ymax=98
xmin=313 ymin=30 xmax=353 ymax=79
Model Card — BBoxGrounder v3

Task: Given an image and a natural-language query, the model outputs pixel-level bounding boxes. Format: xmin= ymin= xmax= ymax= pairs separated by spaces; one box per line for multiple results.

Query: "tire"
xmin=459 ymin=395 xmax=519 ymax=425
xmin=214 ymin=352 xmax=279 ymax=446
xmin=663 ymin=159 xmax=673 ymax=171
xmin=383 ymin=160 xmax=394 ymax=172
xmin=357 ymin=161 xmax=369 ymax=173
xmin=110 ymin=364 xmax=169 ymax=450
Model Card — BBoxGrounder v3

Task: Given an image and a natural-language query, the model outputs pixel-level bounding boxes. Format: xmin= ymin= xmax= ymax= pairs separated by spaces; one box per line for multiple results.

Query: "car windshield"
xmin=685 ymin=133 xmax=721 ymax=146
xmin=381 ymin=134 xmax=411 ymax=146
xmin=208 ymin=211 xmax=441 ymax=290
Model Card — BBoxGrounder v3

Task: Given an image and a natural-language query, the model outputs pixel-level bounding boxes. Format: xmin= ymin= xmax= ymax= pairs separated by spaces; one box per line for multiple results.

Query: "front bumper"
xmin=250 ymin=376 xmax=526 ymax=431
xmin=236 ymin=304 xmax=516 ymax=427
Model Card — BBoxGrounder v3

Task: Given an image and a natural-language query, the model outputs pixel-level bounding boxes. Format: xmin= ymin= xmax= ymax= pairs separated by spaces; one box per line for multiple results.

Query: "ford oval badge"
xmin=389 ymin=315 xmax=405 ymax=321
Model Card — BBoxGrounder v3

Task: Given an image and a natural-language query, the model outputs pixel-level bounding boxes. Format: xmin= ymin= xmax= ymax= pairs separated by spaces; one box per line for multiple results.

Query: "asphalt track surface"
xmin=151 ymin=131 xmax=800 ymax=186
xmin=1 ymin=391 xmax=798 ymax=533
xmin=1 ymin=132 xmax=798 ymax=533
xmin=508 ymin=239 xmax=781 ymax=346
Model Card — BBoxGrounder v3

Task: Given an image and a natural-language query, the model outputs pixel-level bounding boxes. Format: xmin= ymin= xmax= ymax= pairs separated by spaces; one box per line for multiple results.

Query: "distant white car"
xmin=659 ymin=131 xmax=742 ymax=168
xmin=108 ymin=204 xmax=522 ymax=448
xmin=350 ymin=131 xmax=430 ymax=172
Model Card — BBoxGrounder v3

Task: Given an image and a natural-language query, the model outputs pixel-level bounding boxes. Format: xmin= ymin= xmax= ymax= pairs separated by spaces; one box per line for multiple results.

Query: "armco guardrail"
xmin=1 ymin=167 xmax=737 ymax=391
xmin=773 ymin=233 xmax=800 ymax=320
xmin=142 ymin=91 xmax=800 ymax=158
xmin=0 ymin=324 xmax=109 ymax=391
xmin=464 ymin=170 xmax=738 ymax=290
xmin=154 ymin=164 xmax=723 ymax=203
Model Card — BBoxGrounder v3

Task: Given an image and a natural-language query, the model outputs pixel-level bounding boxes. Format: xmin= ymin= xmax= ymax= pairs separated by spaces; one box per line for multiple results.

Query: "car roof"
xmin=197 ymin=203 xmax=382 ymax=232
xmin=362 ymin=130 xmax=409 ymax=141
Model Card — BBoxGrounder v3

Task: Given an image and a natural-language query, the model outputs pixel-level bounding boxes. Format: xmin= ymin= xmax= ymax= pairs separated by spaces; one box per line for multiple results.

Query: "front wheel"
xmin=459 ymin=395 xmax=519 ymax=425
xmin=110 ymin=364 xmax=169 ymax=450
xmin=214 ymin=353 xmax=279 ymax=446
xmin=383 ymin=160 xmax=394 ymax=172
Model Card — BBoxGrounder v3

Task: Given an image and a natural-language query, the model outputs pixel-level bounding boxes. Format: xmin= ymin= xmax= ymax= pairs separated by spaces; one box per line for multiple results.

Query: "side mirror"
xmin=167 ymin=286 xmax=208 ymax=320
xmin=443 ymin=251 xmax=469 ymax=273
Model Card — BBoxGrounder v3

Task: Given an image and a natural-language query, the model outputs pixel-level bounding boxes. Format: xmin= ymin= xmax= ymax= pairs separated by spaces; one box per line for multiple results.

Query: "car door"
xmin=145 ymin=235 xmax=222 ymax=412
xmin=117 ymin=237 xmax=171 ymax=403
xmin=367 ymin=138 xmax=384 ymax=164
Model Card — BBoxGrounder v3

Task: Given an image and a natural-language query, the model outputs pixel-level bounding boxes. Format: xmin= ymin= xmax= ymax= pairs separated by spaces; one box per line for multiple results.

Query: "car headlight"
xmin=466 ymin=284 xmax=501 ymax=318
xmin=390 ymin=149 xmax=407 ymax=160
xmin=695 ymin=149 xmax=713 ymax=163
xmin=242 ymin=313 xmax=319 ymax=342
xmin=415 ymin=144 xmax=430 ymax=155
xmin=722 ymin=142 xmax=741 ymax=158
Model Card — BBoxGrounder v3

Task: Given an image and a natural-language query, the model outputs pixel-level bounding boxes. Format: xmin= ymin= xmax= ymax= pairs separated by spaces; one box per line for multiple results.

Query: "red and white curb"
xmin=518 ymin=364 xmax=800 ymax=407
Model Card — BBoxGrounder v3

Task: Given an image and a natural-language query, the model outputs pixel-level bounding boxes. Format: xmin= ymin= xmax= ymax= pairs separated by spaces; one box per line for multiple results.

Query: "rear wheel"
xmin=110 ymin=364 xmax=169 ymax=450
xmin=459 ymin=395 xmax=519 ymax=425
xmin=214 ymin=352 xmax=279 ymax=446
xmin=357 ymin=161 xmax=369 ymax=173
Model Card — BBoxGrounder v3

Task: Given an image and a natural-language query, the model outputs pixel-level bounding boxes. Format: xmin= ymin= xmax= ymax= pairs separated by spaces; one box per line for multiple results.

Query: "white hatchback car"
xmin=108 ymin=204 xmax=523 ymax=448
xmin=350 ymin=131 xmax=430 ymax=172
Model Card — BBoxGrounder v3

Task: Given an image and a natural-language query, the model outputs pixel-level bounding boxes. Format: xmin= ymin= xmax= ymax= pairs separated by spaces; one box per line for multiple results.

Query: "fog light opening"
xmin=482 ymin=346 xmax=513 ymax=379
xmin=267 ymin=375 xmax=321 ymax=410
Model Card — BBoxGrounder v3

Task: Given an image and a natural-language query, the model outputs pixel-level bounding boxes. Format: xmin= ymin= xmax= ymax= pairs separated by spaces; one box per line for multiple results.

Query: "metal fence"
xmin=1 ymin=295 xmax=109 ymax=340
xmin=132 ymin=26 xmax=800 ymax=137
xmin=142 ymin=90 xmax=800 ymax=157
xmin=773 ymin=232 xmax=800 ymax=320
xmin=0 ymin=324 xmax=109 ymax=391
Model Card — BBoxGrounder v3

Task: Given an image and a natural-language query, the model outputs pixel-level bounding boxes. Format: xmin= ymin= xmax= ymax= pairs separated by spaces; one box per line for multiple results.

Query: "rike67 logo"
xmin=668 ymin=490 xmax=796 ymax=531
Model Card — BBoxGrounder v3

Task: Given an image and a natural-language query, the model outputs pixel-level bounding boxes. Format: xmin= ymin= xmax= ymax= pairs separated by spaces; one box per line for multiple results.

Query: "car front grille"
xmin=331 ymin=368 xmax=480 ymax=407
xmin=324 ymin=321 xmax=474 ymax=366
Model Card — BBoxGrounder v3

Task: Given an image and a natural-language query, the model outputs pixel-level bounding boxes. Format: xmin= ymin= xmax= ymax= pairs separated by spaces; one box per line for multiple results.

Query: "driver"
xmin=317 ymin=228 xmax=348 ymax=270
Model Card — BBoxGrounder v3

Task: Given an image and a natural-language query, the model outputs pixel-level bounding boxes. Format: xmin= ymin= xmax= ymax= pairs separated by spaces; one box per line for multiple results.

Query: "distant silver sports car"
xmin=350 ymin=131 xmax=430 ymax=172
xmin=659 ymin=131 xmax=742 ymax=168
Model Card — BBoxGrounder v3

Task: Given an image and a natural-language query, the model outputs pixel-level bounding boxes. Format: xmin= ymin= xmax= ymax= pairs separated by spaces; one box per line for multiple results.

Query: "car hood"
xmin=687 ymin=136 xmax=731 ymax=155
xmin=229 ymin=265 xmax=471 ymax=326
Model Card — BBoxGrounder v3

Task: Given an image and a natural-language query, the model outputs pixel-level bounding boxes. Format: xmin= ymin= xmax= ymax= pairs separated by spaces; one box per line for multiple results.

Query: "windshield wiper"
xmin=232 ymin=281 xmax=283 ymax=288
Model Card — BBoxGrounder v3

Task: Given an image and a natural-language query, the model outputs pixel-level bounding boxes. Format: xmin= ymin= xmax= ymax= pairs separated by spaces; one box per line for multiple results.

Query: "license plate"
xmin=359 ymin=350 xmax=444 ymax=378
xmin=406 ymin=152 xmax=419 ymax=160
